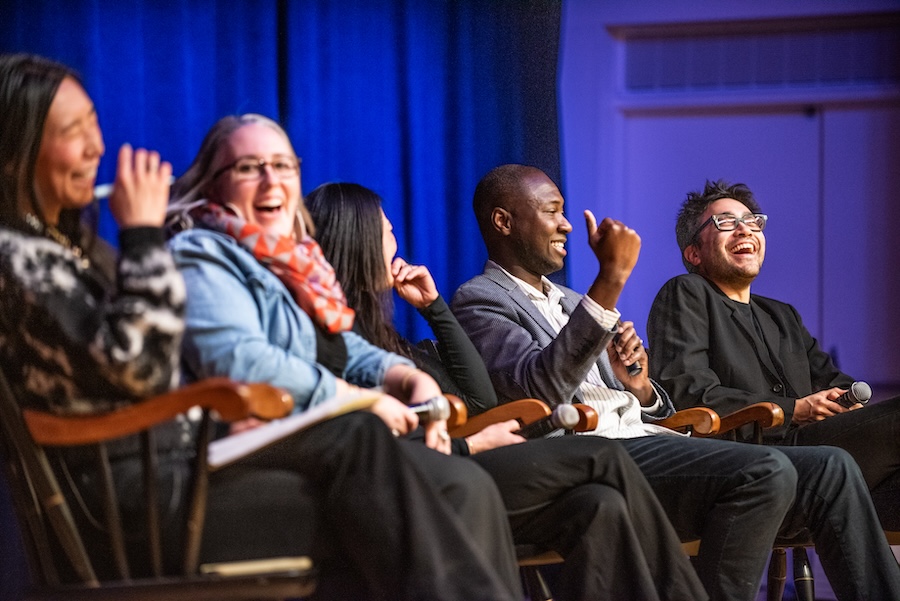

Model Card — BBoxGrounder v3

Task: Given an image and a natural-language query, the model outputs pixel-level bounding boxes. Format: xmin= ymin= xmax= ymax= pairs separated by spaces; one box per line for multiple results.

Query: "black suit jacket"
xmin=647 ymin=273 xmax=853 ymax=441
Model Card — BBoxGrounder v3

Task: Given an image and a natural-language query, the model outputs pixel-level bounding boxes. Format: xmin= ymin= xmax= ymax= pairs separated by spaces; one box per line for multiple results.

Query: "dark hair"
xmin=305 ymin=182 xmax=408 ymax=356
xmin=472 ymin=163 xmax=537 ymax=243
xmin=0 ymin=53 xmax=85 ymax=241
xmin=675 ymin=179 xmax=762 ymax=273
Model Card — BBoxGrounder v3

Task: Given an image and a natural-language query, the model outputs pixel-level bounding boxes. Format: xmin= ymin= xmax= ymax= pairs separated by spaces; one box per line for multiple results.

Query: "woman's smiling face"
xmin=208 ymin=122 xmax=301 ymax=238
xmin=33 ymin=77 xmax=105 ymax=224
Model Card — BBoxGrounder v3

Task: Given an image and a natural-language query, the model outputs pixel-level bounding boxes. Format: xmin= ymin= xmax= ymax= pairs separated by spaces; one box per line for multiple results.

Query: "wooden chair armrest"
xmin=242 ymin=382 xmax=295 ymax=421
xmin=449 ymin=399 xmax=551 ymax=438
xmin=572 ymin=403 xmax=598 ymax=432
xmin=24 ymin=378 xmax=293 ymax=447
xmin=444 ymin=394 xmax=469 ymax=431
xmin=717 ymin=402 xmax=784 ymax=435
xmin=657 ymin=407 xmax=721 ymax=436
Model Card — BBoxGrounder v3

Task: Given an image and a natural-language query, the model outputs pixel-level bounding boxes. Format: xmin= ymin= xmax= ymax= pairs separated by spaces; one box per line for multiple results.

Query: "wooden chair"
xmin=664 ymin=401 xmax=820 ymax=601
xmin=0 ymin=368 xmax=316 ymax=601
xmin=447 ymin=396 xmax=597 ymax=439
xmin=451 ymin=393 xmax=800 ymax=601
xmin=445 ymin=396 xmax=596 ymax=601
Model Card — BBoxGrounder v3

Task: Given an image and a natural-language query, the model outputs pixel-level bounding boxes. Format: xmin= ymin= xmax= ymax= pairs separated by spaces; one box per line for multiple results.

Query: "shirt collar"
xmin=496 ymin=263 xmax=563 ymax=305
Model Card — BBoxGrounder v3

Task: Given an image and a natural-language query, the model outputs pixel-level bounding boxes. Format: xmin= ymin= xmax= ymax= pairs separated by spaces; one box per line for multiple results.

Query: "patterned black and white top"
xmin=0 ymin=224 xmax=185 ymax=415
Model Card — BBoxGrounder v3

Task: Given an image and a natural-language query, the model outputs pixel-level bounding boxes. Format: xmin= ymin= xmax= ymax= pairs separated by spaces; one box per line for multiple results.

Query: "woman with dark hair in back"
xmin=306 ymin=181 xmax=498 ymax=416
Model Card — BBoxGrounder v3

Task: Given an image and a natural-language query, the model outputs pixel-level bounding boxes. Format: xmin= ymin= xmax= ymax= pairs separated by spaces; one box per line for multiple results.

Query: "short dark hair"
xmin=0 ymin=53 xmax=83 ymax=239
xmin=305 ymin=182 xmax=407 ymax=356
xmin=675 ymin=179 xmax=762 ymax=273
xmin=472 ymin=164 xmax=536 ymax=243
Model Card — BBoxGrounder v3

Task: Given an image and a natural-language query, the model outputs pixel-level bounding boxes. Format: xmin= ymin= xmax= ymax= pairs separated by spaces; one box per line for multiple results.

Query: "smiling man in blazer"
xmin=452 ymin=164 xmax=900 ymax=601
xmin=647 ymin=179 xmax=900 ymax=531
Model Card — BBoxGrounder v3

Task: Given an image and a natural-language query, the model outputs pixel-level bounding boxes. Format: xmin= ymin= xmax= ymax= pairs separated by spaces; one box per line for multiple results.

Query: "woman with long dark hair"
xmin=306 ymin=181 xmax=709 ymax=601
xmin=0 ymin=52 xmax=183 ymax=576
xmin=306 ymin=182 xmax=498 ymax=415
xmin=0 ymin=54 xmax=181 ymax=410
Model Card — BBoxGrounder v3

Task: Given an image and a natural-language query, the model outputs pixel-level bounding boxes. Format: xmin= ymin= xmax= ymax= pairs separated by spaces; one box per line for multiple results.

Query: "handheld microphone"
xmin=516 ymin=404 xmax=580 ymax=439
xmin=834 ymin=381 xmax=871 ymax=409
xmin=409 ymin=396 xmax=451 ymax=422
xmin=613 ymin=320 xmax=643 ymax=377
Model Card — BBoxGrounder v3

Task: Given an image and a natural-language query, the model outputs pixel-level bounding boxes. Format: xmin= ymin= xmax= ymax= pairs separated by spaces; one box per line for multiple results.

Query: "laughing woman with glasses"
xmin=165 ymin=114 xmax=523 ymax=601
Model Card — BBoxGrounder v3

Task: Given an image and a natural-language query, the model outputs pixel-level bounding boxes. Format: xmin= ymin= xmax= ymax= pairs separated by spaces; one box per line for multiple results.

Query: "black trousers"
xmin=614 ymin=434 xmax=900 ymax=601
xmin=472 ymin=436 xmax=707 ymax=601
xmin=781 ymin=395 xmax=900 ymax=530
xmin=199 ymin=411 xmax=521 ymax=601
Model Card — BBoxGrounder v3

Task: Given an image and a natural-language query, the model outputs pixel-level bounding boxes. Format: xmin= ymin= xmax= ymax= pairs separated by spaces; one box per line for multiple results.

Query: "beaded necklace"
xmin=24 ymin=213 xmax=90 ymax=269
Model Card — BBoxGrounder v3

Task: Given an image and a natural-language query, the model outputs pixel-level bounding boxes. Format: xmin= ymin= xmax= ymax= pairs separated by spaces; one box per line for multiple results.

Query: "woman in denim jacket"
xmin=166 ymin=114 xmax=522 ymax=601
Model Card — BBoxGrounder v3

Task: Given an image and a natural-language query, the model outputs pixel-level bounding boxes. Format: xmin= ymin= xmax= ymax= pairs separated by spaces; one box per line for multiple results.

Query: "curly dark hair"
xmin=675 ymin=179 xmax=761 ymax=273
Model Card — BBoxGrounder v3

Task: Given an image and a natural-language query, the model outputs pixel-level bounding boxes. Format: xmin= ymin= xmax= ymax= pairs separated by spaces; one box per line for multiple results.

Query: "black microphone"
xmin=613 ymin=320 xmax=642 ymax=377
xmin=409 ymin=396 xmax=451 ymax=422
xmin=516 ymin=404 xmax=580 ymax=439
xmin=833 ymin=382 xmax=871 ymax=409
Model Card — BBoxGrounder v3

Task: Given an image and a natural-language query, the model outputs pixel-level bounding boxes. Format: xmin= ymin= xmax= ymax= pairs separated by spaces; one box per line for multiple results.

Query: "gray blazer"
xmin=451 ymin=260 xmax=674 ymax=420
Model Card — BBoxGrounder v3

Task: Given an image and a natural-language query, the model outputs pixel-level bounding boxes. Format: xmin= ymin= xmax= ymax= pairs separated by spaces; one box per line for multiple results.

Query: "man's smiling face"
xmin=508 ymin=171 xmax=573 ymax=280
xmin=689 ymin=197 xmax=766 ymax=288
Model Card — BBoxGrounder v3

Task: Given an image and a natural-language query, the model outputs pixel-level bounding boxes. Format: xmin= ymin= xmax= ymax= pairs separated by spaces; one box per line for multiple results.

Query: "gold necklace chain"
xmin=24 ymin=213 xmax=90 ymax=269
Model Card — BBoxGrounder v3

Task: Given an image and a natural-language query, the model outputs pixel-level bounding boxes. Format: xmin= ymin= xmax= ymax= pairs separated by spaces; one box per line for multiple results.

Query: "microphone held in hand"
xmin=516 ymin=404 xmax=580 ymax=439
xmin=613 ymin=320 xmax=643 ymax=377
xmin=834 ymin=382 xmax=872 ymax=409
xmin=409 ymin=396 xmax=451 ymax=422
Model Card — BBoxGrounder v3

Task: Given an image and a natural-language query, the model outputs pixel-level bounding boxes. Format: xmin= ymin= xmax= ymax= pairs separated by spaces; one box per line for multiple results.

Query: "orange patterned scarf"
xmin=197 ymin=203 xmax=355 ymax=333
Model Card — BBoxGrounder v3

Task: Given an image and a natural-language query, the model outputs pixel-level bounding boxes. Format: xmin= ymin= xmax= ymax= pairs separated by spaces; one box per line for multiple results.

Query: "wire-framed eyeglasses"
xmin=691 ymin=212 xmax=768 ymax=242
xmin=212 ymin=155 xmax=301 ymax=181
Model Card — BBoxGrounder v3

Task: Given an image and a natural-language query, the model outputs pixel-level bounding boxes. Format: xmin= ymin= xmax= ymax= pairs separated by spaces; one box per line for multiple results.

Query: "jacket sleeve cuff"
xmin=118 ymin=226 xmax=167 ymax=257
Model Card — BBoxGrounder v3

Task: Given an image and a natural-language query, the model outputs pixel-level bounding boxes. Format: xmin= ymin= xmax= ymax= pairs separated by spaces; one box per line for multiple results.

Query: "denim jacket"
xmin=168 ymin=228 xmax=413 ymax=412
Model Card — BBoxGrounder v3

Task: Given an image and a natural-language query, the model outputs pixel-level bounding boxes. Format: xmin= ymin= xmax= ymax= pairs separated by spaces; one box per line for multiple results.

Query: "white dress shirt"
xmin=500 ymin=267 xmax=681 ymax=439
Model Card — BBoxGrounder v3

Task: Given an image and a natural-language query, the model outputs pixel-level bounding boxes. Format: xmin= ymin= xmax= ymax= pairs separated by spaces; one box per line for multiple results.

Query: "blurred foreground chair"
xmin=0 ymin=367 xmax=316 ymax=601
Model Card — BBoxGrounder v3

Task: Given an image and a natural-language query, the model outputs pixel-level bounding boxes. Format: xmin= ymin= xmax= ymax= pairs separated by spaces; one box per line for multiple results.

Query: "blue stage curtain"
xmin=1 ymin=0 xmax=560 ymax=341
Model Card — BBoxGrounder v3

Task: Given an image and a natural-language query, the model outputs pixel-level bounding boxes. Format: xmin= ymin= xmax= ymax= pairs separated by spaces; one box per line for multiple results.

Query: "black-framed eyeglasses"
xmin=690 ymin=212 xmax=768 ymax=242
xmin=212 ymin=155 xmax=301 ymax=181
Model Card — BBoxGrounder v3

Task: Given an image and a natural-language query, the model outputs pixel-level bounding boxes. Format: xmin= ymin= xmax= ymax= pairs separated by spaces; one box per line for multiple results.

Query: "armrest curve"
xmin=571 ymin=403 xmax=598 ymax=432
xmin=449 ymin=398 xmax=551 ymax=438
xmin=658 ymin=407 xmax=721 ymax=436
xmin=444 ymin=394 xmax=469 ymax=431
xmin=24 ymin=378 xmax=292 ymax=447
xmin=717 ymin=402 xmax=784 ymax=435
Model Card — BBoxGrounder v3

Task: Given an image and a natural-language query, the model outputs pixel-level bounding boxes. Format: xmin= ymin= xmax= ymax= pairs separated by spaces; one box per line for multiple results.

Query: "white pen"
xmin=94 ymin=176 xmax=176 ymax=199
